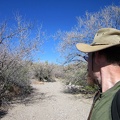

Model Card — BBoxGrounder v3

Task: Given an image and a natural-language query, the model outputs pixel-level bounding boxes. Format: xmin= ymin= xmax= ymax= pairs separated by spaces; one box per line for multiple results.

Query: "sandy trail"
xmin=1 ymin=80 xmax=92 ymax=120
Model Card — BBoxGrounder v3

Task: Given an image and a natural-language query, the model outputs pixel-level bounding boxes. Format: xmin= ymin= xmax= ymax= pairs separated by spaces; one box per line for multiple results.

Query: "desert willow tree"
xmin=0 ymin=14 xmax=44 ymax=100
xmin=55 ymin=5 xmax=120 ymax=65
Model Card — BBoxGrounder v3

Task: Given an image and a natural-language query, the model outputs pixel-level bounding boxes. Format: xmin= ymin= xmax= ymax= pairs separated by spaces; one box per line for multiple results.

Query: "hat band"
xmin=91 ymin=43 xmax=108 ymax=46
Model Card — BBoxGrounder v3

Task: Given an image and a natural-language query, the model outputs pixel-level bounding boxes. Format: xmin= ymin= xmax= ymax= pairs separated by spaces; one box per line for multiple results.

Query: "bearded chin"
xmin=87 ymin=74 xmax=94 ymax=87
xmin=87 ymin=73 xmax=97 ymax=87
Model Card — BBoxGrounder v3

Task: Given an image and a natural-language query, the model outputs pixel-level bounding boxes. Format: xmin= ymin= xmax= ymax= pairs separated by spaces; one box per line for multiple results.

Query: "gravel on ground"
xmin=1 ymin=80 xmax=92 ymax=120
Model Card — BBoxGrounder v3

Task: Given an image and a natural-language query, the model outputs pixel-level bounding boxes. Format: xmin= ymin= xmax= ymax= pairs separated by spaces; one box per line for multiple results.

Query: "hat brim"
xmin=76 ymin=43 xmax=120 ymax=53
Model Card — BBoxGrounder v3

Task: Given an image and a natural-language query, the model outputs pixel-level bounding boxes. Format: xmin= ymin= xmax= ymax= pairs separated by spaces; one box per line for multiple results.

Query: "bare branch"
xmin=55 ymin=5 xmax=120 ymax=64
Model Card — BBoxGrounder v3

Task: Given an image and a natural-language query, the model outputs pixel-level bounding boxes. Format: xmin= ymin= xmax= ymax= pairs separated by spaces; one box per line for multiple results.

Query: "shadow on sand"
xmin=11 ymin=87 xmax=55 ymax=106
xmin=0 ymin=87 xmax=55 ymax=118
xmin=0 ymin=110 xmax=8 ymax=119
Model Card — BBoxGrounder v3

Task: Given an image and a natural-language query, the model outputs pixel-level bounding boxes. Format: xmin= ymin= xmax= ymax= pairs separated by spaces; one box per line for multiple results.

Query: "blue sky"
xmin=0 ymin=0 xmax=120 ymax=64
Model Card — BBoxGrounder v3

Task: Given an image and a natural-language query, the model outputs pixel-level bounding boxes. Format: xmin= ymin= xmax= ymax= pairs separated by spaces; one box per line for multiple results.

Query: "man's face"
xmin=87 ymin=52 xmax=101 ymax=86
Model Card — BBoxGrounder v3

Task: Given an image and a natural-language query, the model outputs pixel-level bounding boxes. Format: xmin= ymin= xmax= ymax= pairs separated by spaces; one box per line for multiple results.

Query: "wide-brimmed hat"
xmin=76 ymin=28 xmax=120 ymax=53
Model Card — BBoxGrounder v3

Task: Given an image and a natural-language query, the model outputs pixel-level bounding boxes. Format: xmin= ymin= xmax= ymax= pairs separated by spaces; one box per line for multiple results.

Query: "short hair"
xmin=98 ymin=45 xmax=120 ymax=64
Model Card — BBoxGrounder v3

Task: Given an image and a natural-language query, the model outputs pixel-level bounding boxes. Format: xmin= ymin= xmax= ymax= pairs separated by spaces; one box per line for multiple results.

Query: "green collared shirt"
xmin=90 ymin=81 xmax=120 ymax=120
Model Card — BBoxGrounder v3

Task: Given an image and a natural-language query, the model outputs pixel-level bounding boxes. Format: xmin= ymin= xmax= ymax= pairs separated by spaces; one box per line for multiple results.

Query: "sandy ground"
xmin=1 ymin=80 xmax=92 ymax=120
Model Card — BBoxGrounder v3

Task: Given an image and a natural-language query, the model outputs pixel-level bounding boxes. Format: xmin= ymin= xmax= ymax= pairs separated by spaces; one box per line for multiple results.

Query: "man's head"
xmin=76 ymin=28 xmax=120 ymax=86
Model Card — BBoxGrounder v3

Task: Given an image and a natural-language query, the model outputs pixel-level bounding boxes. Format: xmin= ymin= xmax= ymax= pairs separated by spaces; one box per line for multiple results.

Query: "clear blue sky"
xmin=0 ymin=0 xmax=120 ymax=64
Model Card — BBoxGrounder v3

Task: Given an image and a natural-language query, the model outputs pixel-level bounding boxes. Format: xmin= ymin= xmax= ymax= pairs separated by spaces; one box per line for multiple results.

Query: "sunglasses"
xmin=83 ymin=53 xmax=94 ymax=71
xmin=83 ymin=54 xmax=88 ymax=62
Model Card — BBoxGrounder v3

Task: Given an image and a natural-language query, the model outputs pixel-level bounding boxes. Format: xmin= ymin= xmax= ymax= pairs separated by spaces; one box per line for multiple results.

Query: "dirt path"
xmin=1 ymin=80 xmax=92 ymax=120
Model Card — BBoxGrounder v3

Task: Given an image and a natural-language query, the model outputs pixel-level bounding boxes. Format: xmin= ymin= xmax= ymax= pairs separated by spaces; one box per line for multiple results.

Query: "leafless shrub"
xmin=32 ymin=62 xmax=55 ymax=82
xmin=0 ymin=14 xmax=44 ymax=105
xmin=31 ymin=62 xmax=67 ymax=82
xmin=53 ymin=5 xmax=120 ymax=93
xmin=54 ymin=5 xmax=120 ymax=64
xmin=62 ymin=62 xmax=98 ymax=94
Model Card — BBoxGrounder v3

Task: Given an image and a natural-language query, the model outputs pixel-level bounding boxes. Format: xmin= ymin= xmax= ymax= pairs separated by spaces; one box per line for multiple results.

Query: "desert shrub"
xmin=63 ymin=62 xmax=98 ymax=94
xmin=32 ymin=62 xmax=55 ymax=82
xmin=51 ymin=64 xmax=65 ymax=79
xmin=0 ymin=14 xmax=43 ymax=105
xmin=0 ymin=56 xmax=32 ymax=103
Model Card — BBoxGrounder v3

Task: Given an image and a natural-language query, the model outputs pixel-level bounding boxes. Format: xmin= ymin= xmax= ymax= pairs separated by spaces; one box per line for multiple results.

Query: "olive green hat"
xmin=76 ymin=28 xmax=120 ymax=53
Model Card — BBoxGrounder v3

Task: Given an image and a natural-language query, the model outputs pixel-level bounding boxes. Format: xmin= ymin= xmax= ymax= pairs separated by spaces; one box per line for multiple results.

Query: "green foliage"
xmin=84 ymin=85 xmax=98 ymax=94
